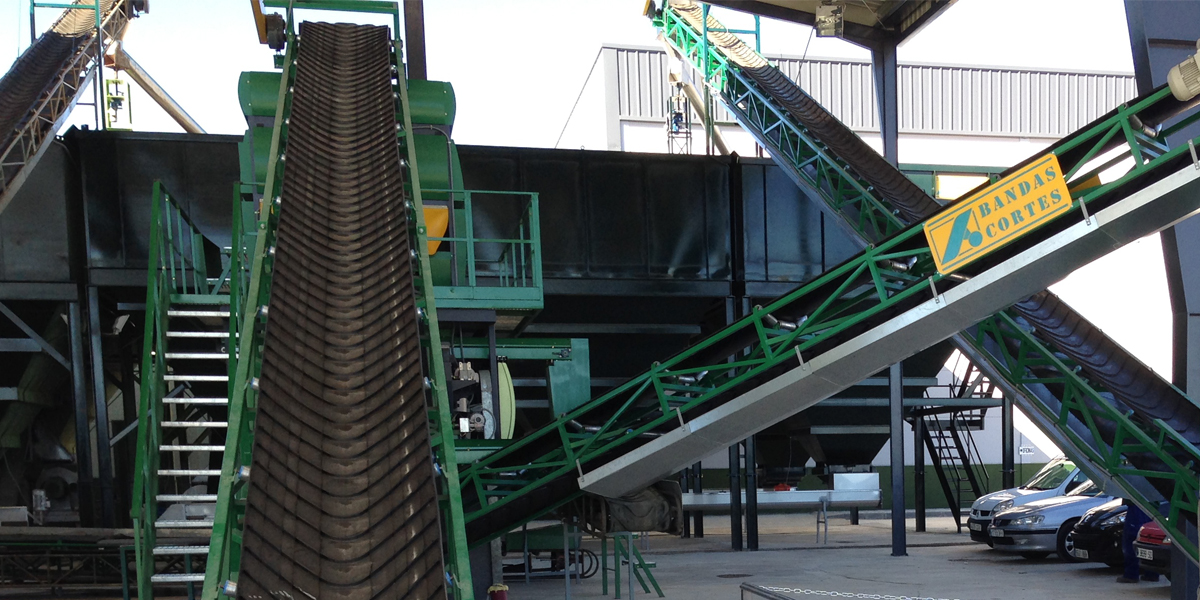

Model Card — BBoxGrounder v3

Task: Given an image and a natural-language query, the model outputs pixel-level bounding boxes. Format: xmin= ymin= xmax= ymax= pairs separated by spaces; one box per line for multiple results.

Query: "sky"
xmin=0 ymin=0 xmax=1175 ymax=378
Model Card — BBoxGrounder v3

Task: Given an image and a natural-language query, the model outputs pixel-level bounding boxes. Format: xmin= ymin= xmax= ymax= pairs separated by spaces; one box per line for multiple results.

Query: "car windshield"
xmin=1021 ymin=460 xmax=1076 ymax=490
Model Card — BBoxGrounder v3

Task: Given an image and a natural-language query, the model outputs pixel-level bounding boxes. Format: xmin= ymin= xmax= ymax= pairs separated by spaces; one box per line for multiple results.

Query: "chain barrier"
xmin=762 ymin=586 xmax=962 ymax=600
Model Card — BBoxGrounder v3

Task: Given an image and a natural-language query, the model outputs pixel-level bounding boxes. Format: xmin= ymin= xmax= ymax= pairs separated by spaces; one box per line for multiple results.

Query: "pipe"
xmin=110 ymin=43 xmax=205 ymax=133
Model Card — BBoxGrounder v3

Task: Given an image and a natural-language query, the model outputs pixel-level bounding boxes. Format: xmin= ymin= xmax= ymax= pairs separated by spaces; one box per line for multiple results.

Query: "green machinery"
xmin=129 ymin=2 xmax=578 ymax=599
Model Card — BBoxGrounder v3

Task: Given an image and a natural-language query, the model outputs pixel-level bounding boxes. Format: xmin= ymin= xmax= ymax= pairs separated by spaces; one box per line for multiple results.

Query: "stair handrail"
xmin=131 ymin=180 xmax=222 ymax=598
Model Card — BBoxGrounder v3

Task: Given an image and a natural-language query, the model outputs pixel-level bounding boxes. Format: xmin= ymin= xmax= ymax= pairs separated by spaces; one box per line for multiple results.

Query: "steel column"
xmin=913 ymin=411 xmax=926 ymax=532
xmin=691 ymin=462 xmax=704 ymax=537
xmin=69 ymin=301 xmax=94 ymax=526
xmin=870 ymin=41 xmax=899 ymax=165
xmin=88 ymin=286 xmax=115 ymax=527
xmin=729 ymin=444 xmax=742 ymax=551
xmin=402 ymin=0 xmax=427 ymax=80
xmin=889 ymin=361 xmax=906 ymax=556
xmin=1002 ymin=397 xmax=1015 ymax=488
xmin=745 ymin=435 xmax=758 ymax=550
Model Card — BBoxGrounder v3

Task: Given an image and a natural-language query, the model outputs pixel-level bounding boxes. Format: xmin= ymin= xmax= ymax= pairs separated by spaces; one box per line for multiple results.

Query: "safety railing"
xmin=656 ymin=1 xmax=1200 ymax=559
xmin=201 ymin=46 xmax=295 ymax=598
xmin=426 ymin=189 xmax=543 ymax=310
xmin=130 ymin=181 xmax=225 ymax=598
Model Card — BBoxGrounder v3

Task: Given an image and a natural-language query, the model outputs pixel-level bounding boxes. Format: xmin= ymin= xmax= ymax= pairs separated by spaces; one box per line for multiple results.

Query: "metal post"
xmin=692 ymin=462 xmax=704 ymax=537
xmin=562 ymin=521 xmax=571 ymax=599
xmin=88 ymin=287 xmax=115 ymax=526
xmin=402 ymin=0 xmax=427 ymax=80
xmin=488 ymin=323 xmax=500 ymax=438
xmin=93 ymin=2 xmax=103 ymax=130
xmin=1001 ymin=396 xmax=1015 ymax=488
xmin=729 ymin=444 xmax=742 ymax=551
xmin=680 ymin=467 xmax=691 ymax=538
xmin=745 ymin=436 xmax=758 ymax=550
xmin=871 ymin=39 xmax=899 ymax=165
xmin=69 ymin=302 xmax=94 ymax=526
xmin=914 ymin=411 xmax=926 ymax=532
xmin=889 ymin=361 xmax=907 ymax=556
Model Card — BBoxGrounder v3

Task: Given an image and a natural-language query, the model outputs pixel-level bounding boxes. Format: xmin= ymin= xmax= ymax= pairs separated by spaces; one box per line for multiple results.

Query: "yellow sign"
xmin=924 ymin=154 xmax=1072 ymax=274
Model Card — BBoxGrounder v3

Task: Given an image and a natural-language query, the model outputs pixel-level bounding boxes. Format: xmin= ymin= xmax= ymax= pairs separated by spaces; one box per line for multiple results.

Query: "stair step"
xmin=167 ymin=331 xmax=227 ymax=338
xmin=165 ymin=352 xmax=230 ymax=360
xmin=151 ymin=573 xmax=206 ymax=583
xmin=164 ymin=374 xmax=228 ymax=382
xmin=157 ymin=494 xmax=219 ymax=502
xmin=163 ymin=397 xmax=227 ymax=405
xmin=157 ymin=469 xmax=220 ymax=476
xmin=161 ymin=421 xmax=228 ymax=428
xmin=153 ymin=545 xmax=210 ymax=555
xmin=168 ymin=310 xmax=231 ymax=318
xmin=155 ymin=520 xmax=214 ymax=528
xmin=160 ymin=444 xmax=224 ymax=452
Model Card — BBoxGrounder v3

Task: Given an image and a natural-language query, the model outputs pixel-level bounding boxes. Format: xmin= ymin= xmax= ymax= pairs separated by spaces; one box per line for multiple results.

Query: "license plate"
xmin=990 ymin=529 xmax=1004 ymax=537
xmin=1137 ymin=548 xmax=1154 ymax=560
xmin=1074 ymin=549 xmax=1089 ymax=559
xmin=969 ymin=522 xmax=982 ymax=531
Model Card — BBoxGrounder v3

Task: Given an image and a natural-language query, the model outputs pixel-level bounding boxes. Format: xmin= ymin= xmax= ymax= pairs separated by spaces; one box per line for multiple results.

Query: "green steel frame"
xmin=655 ymin=2 xmax=1200 ymax=559
xmin=198 ymin=3 xmax=475 ymax=597
xmin=428 ymin=188 xmax=543 ymax=310
xmin=131 ymin=181 xmax=233 ymax=598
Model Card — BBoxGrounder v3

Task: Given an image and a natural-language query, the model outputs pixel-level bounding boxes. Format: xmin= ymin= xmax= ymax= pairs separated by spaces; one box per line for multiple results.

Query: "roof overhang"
xmin=702 ymin=0 xmax=957 ymax=49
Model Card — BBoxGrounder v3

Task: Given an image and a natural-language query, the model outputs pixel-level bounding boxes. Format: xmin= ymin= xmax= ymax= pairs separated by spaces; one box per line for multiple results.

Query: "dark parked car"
xmin=1069 ymin=498 xmax=1126 ymax=566
xmin=1134 ymin=521 xmax=1172 ymax=577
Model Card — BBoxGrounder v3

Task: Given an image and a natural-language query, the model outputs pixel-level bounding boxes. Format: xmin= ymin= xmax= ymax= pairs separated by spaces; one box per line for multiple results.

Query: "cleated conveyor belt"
xmin=235 ymin=22 xmax=447 ymax=600
xmin=0 ymin=0 xmax=127 ymax=210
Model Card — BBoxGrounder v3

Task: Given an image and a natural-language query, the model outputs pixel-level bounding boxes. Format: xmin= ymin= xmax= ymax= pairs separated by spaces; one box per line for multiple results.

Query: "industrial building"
xmin=0 ymin=1 xmax=1198 ymax=599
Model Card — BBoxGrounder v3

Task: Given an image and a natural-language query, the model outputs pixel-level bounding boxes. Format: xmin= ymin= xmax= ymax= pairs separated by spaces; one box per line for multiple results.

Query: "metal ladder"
xmin=148 ymin=304 xmax=232 ymax=589
xmin=922 ymin=410 xmax=988 ymax=531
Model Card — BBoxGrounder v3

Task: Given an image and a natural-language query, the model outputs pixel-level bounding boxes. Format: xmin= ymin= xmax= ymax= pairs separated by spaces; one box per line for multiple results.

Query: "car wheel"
xmin=1021 ymin=552 xmax=1050 ymax=560
xmin=1057 ymin=518 xmax=1082 ymax=562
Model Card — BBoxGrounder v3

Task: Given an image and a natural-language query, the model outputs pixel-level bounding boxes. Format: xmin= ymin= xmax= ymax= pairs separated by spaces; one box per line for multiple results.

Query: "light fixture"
xmin=815 ymin=1 xmax=845 ymax=38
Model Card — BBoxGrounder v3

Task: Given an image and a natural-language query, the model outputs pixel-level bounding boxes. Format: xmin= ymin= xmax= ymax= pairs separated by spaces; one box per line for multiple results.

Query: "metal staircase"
xmin=653 ymin=0 xmax=1200 ymax=560
xmin=131 ymin=181 xmax=244 ymax=598
xmin=921 ymin=409 xmax=988 ymax=531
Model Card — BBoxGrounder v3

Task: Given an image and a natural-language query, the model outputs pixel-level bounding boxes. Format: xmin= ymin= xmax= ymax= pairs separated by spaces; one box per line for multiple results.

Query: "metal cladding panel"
xmin=616 ymin=47 xmax=670 ymax=121
xmin=0 ymin=141 xmax=72 ymax=282
xmin=72 ymin=130 xmax=240 ymax=272
xmin=740 ymin=160 xmax=828 ymax=283
xmin=457 ymin=145 xmax=731 ymax=282
xmin=610 ymin=45 xmax=1138 ymax=137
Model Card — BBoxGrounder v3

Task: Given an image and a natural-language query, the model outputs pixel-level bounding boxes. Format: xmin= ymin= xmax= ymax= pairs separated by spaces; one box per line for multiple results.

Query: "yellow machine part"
xmin=425 ymin=206 xmax=448 ymax=254
xmin=499 ymin=362 xmax=516 ymax=440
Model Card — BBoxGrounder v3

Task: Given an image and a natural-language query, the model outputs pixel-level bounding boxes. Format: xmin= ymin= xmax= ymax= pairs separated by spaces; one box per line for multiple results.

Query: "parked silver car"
xmin=987 ymin=480 xmax=1113 ymax=560
xmin=967 ymin=456 xmax=1085 ymax=545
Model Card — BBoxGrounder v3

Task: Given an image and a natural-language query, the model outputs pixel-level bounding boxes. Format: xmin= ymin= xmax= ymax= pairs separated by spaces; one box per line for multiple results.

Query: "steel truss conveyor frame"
xmin=652 ymin=0 xmax=1200 ymax=557
xmin=454 ymin=2 xmax=1200 ymax=560
xmin=0 ymin=0 xmax=133 ymax=215
xmin=195 ymin=3 xmax=474 ymax=599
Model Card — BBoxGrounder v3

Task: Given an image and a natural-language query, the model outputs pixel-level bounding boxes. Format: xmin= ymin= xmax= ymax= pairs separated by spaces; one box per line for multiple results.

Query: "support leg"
xmin=889 ymin=362 xmax=907 ymax=556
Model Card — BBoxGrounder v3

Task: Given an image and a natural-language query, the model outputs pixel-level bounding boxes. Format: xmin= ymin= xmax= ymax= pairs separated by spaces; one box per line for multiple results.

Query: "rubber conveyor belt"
xmin=669 ymin=0 xmax=1200 ymax=484
xmin=236 ymin=22 xmax=447 ymax=600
